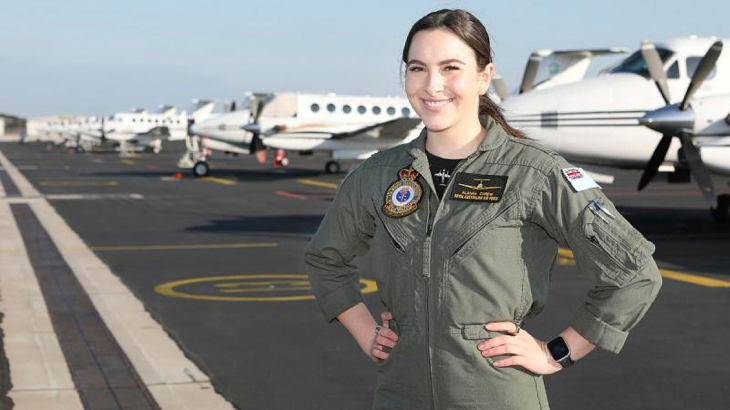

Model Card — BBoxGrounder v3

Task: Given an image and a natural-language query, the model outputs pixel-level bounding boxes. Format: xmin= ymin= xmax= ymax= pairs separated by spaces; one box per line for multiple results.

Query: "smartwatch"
xmin=547 ymin=336 xmax=574 ymax=368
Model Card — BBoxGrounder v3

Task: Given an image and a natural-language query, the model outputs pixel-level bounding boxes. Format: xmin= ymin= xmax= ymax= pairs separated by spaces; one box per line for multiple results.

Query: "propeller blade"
xmin=680 ymin=41 xmax=723 ymax=111
xmin=678 ymin=132 xmax=717 ymax=208
xmin=637 ymin=134 xmax=673 ymax=191
xmin=640 ymin=42 xmax=671 ymax=104
xmin=254 ymin=100 xmax=265 ymax=123
xmin=519 ymin=53 xmax=541 ymax=94
xmin=491 ymin=74 xmax=510 ymax=101
xmin=248 ymin=132 xmax=265 ymax=153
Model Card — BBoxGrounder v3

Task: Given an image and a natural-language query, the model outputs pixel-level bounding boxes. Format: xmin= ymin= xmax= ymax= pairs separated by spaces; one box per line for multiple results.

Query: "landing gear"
xmin=193 ymin=161 xmax=210 ymax=177
xmin=325 ymin=160 xmax=341 ymax=174
xmin=710 ymin=194 xmax=730 ymax=222
xmin=75 ymin=145 xmax=85 ymax=154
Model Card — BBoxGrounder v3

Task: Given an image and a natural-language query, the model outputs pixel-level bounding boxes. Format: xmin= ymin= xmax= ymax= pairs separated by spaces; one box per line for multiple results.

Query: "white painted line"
xmin=45 ymin=193 xmax=145 ymax=201
xmin=0 ymin=151 xmax=40 ymax=197
xmin=0 ymin=201 xmax=84 ymax=409
xmin=0 ymin=150 xmax=234 ymax=409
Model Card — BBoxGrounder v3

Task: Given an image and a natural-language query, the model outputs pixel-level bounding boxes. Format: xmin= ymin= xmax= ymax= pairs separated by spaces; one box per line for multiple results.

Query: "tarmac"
xmin=0 ymin=140 xmax=728 ymax=409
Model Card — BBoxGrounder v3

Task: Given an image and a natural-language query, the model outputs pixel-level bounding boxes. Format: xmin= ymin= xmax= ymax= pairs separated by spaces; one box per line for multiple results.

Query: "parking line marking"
xmin=276 ymin=190 xmax=307 ymax=201
xmin=119 ymin=159 xmax=136 ymax=165
xmin=558 ymin=248 xmax=729 ymax=288
xmin=298 ymin=179 xmax=339 ymax=189
xmin=39 ymin=180 xmax=118 ymax=186
xmin=90 ymin=242 xmax=277 ymax=252
xmin=199 ymin=177 xmax=237 ymax=185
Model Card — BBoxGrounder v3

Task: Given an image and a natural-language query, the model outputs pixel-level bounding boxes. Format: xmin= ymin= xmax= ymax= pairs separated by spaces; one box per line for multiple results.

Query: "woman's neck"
xmin=425 ymin=116 xmax=485 ymax=159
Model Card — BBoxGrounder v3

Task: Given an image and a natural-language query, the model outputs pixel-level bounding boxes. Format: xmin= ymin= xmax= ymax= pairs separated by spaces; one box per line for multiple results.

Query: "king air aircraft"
xmin=494 ymin=36 xmax=730 ymax=221
xmin=180 ymin=93 xmax=423 ymax=176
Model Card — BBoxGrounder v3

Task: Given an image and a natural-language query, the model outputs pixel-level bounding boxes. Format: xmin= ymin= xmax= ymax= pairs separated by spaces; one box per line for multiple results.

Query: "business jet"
xmin=181 ymin=92 xmax=423 ymax=176
xmin=498 ymin=36 xmax=730 ymax=221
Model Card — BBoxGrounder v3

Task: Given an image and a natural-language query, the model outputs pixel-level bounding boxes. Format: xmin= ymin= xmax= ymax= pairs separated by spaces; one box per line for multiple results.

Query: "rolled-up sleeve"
xmin=304 ymin=164 xmax=376 ymax=322
xmin=530 ymin=157 xmax=662 ymax=353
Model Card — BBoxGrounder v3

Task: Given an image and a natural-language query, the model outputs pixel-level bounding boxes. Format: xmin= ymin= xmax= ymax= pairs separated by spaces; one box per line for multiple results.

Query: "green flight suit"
xmin=304 ymin=116 xmax=662 ymax=409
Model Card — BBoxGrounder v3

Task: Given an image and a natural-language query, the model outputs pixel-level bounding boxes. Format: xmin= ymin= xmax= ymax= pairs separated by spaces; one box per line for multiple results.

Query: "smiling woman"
xmin=305 ymin=8 xmax=662 ymax=410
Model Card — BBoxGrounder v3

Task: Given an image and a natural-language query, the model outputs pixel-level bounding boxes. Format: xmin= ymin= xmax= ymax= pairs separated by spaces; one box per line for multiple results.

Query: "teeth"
xmin=424 ymin=99 xmax=453 ymax=107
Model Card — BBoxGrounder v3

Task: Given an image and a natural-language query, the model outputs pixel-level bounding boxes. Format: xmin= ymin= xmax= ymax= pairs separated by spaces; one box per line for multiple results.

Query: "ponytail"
xmin=479 ymin=94 xmax=525 ymax=139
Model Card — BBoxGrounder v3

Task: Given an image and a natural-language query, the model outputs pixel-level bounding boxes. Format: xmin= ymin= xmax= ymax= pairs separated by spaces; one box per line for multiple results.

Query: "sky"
xmin=1 ymin=0 xmax=727 ymax=117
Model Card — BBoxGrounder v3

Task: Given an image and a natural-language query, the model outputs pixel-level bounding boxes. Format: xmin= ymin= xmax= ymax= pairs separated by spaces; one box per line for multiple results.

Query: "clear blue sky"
xmin=1 ymin=0 xmax=727 ymax=117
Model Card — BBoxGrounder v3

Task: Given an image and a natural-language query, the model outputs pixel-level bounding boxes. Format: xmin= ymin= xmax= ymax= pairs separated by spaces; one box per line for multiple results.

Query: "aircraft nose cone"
xmin=639 ymin=104 xmax=695 ymax=135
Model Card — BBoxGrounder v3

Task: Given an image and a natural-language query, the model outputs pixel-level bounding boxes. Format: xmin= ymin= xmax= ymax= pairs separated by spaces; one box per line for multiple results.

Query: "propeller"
xmin=637 ymin=41 xmax=723 ymax=209
xmin=246 ymin=93 xmax=272 ymax=154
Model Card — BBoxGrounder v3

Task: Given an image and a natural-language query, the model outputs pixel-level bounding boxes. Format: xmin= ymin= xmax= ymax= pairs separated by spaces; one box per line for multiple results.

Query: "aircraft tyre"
xmin=75 ymin=146 xmax=85 ymax=154
xmin=193 ymin=161 xmax=210 ymax=177
xmin=710 ymin=194 xmax=730 ymax=222
xmin=325 ymin=161 xmax=341 ymax=174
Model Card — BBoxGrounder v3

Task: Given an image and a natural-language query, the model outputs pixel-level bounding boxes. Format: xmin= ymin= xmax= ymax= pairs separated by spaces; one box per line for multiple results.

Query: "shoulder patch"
xmin=562 ymin=167 xmax=600 ymax=192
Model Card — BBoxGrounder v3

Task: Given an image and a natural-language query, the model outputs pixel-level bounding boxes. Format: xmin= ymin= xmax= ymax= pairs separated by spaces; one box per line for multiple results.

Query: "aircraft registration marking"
xmin=154 ymin=274 xmax=378 ymax=302
xmin=558 ymin=248 xmax=730 ymax=288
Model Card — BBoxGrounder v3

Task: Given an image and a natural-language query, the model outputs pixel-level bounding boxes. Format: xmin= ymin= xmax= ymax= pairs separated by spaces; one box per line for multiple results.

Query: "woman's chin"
xmin=421 ymin=117 xmax=454 ymax=133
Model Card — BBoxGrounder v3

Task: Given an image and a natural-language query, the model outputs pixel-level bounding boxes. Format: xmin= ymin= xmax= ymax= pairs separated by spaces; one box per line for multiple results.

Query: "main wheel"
xmin=193 ymin=161 xmax=210 ymax=177
xmin=325 ymin=161 xmax=341 ymax=174
xmin=75 ymin=146 xmax=85 ymax=154
xmin=710 ymin=194 xmax=730 ymax=222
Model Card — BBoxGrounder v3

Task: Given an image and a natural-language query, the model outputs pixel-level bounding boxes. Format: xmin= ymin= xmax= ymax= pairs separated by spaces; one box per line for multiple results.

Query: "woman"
xmin=305 ymin=9 xmax=662 ymax=409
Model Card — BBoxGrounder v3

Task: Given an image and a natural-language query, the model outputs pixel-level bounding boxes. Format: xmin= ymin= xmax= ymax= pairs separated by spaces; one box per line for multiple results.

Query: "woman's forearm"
xmin=560 ymin=326 xmax=596 ymax=361
xmin=337 ymin=302 xmax=378 ymax=356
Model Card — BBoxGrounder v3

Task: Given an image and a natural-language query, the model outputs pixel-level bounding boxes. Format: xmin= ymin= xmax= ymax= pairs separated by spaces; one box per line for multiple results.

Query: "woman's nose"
xmin=425 ymin=71 xmax=444 ymax=95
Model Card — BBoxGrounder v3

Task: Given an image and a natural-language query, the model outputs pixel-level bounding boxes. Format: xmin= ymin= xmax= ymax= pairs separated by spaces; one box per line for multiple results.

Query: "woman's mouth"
xmin=422 ymin=98 xmax=454 ymax=108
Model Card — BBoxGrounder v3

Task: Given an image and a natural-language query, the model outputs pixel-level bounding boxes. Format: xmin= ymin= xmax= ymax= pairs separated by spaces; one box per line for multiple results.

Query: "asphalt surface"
xmin=1 ymin=140 xmax=729 ymax=410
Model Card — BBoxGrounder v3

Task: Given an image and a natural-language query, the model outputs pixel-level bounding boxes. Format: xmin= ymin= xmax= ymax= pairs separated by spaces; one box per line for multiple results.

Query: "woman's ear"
xmin=479 ymin=63 xmax=495 ymax=95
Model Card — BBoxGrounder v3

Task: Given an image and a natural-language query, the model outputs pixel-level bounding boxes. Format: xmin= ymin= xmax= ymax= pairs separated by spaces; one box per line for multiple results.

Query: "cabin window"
xmin=327 ymin=103 xmax=336 ymax=112
xmin=401 ymin=107 xmax=411 ymax=116
xmin=311 ymin=103 xmax=320 ymax=113
xmin=666 ymin=61 xmax=679 ymax=79
xmin=372 ymin=106 xmax=381 ymax=115
xmin=343 ymin=104 xmax=352 ymax=114
xmin=686 ymin=57 xmax=717 ymax=80
xmin=357 ymin=105 xmax=366 ymax=114
xmin=387 ymin=107 xmax=396 ymax=115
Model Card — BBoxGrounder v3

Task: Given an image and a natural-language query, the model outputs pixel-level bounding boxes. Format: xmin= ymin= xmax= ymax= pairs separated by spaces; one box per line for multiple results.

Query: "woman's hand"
xmin=369 ymin=311 xmax=399 ymax=363
xmin=478 ymin=321 xmax=562 ymax=375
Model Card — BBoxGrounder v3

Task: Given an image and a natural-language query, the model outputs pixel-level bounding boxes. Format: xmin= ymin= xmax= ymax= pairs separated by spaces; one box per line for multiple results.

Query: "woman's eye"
xmin=408 ymin=66 xmax=424 ymax=72
xmin=444 ymin=65 xmax=460 ymax=71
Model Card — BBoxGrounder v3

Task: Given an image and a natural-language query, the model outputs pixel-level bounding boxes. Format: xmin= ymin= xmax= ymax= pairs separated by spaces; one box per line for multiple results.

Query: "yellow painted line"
xmin=119 ymin=159 xmax=136 ymax=165
xmin=298 ymin=178 xmax=339 ymax=189
xmin=155 ymin=274 xmax=378 ymax=302
xmin=90 ymin=242 xmax=277 ymax=252
xmin=558 ymin=248 xmax=729 ymax=288
xmin=39 ymin=180 xmax=118 ymax=186
xmin=199 ymin=177 xmax=237 ymax=185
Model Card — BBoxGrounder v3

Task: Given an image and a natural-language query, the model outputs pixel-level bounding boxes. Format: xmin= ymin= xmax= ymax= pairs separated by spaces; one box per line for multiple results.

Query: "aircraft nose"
xmin=639 ymin=104 xmax=695 ymax=134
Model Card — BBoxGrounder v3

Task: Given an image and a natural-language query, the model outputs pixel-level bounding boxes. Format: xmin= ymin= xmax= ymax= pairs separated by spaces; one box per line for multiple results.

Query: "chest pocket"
xmin=446 ymin=189 xmax=521 ymax=258
xmin=371 ymin=197 xmax=417 ymax=253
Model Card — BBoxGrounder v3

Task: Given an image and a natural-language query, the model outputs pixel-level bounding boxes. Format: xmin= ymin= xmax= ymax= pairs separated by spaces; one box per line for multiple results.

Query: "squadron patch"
xmin=449 ymin=173 xmax=508 ymax=202
xmin=382 ymin=167 xmax=423 ymax=218
xmin=562 ymin=167 xmax=601 ymax=192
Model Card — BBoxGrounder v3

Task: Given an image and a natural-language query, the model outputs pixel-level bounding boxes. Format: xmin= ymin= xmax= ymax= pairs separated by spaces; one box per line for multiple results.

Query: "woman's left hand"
xmin=478 ymin=321 xmax=563 ymax=375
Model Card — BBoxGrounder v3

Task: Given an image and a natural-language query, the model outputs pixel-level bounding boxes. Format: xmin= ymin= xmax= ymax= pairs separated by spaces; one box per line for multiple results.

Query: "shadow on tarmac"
xmin=186 ymin=214 xmax=325 ymax=235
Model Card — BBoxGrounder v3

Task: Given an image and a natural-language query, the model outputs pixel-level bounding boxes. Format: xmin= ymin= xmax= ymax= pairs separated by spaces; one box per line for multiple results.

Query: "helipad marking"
xmin=298 ymin=179 xmax=339 ymax=189
xmin=90 ymin=242 xmax=277 ymax=252
xmin=199 ymin=177 xmax=237 ymax=185
xmin=558 ymin=248 xmax=729 ymax=288
xmin=155 ymin=274 xmax=378 ymax=302
xmin=39 ymin=180 xmax=118 ymax=186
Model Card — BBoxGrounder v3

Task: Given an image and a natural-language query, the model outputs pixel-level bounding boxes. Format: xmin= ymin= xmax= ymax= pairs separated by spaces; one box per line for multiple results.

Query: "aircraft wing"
xmin=331 ymin=117 xmax=422 ymax=140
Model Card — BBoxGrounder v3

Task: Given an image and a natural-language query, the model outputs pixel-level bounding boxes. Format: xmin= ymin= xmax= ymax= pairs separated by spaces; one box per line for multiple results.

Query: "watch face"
xmin=548 ymin=337 xmax=570 ymax=361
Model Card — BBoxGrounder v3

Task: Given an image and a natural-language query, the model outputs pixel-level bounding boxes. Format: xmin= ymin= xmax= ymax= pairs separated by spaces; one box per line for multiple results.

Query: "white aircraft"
xmin=498 ymin=36 xmax=730 ymax=221
xmin=181 ymin=92 xmax=423 ymax=176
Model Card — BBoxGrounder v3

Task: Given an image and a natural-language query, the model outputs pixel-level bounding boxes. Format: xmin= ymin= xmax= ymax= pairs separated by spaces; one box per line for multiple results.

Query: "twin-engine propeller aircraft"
xmin=181 ymin=92 xmax=423 ymax=176
xmin=499 ymin=36 xmax=730 ymax=221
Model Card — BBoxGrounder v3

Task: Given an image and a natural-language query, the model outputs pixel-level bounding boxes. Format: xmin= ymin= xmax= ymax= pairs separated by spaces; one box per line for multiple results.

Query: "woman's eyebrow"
xmin=406 ymin=58 xmax=466 ymax=65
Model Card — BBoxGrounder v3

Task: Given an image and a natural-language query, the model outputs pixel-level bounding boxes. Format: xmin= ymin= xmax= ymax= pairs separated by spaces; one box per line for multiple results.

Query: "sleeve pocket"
xmin=581 ymin=204 xmax=655 ymax=286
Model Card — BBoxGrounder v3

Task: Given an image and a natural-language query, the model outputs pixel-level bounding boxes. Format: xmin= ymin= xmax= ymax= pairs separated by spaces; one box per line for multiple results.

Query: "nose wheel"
xmin=193 ymin=161 xmax=210 ymax=177
xmin=325 ymin=161 xmax=341 ymax=174
xmin=710 ymin=194 xmax=730 ymax=222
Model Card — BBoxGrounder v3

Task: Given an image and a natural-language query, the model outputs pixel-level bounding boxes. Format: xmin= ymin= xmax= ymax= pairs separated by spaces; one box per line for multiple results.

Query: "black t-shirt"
xmin=426 ymin=150 xmax=463 ymax=200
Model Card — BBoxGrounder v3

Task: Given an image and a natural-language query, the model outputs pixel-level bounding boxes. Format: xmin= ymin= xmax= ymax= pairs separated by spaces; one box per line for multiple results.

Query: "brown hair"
xmin=402 ymin=9 xmax=525 ymax=138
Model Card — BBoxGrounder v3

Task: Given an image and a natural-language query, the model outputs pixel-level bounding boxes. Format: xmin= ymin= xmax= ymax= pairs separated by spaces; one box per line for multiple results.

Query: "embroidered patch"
xmin=562 ymin=167 xmax=600 ymax=192
xmin=382 ymin=167 xmax=423 ymax=218
xmin=449 ymin=173 xmax=508 ymax=202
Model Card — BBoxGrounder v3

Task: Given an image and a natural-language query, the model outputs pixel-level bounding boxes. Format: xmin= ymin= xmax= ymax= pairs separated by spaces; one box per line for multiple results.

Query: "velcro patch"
xmin=562 ymin=167 xmax=600 ymax=192
xmin=449 ymin=173 xmax=507 ymax=202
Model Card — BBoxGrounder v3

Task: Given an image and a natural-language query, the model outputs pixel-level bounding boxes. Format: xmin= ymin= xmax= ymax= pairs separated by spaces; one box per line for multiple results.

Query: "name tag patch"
xmin=449 ymin=173 xmax=508 ymax=202
xmin=562 ymin=167 xmax=600 ymax=192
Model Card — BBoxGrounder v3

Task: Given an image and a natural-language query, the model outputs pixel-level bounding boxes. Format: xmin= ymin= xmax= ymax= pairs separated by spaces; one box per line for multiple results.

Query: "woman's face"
xmin=405 ymin=28 xmax=493 ymax=133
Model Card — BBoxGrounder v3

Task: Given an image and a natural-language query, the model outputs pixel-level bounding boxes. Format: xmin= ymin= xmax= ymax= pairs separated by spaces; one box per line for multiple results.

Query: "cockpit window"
xmin=686 ymin=57 xmax=717 ymax=80
xmin=666 ymin=61 xmax=679 ymax=79
xmin=607 ymin=48 xmax=674 ymax=77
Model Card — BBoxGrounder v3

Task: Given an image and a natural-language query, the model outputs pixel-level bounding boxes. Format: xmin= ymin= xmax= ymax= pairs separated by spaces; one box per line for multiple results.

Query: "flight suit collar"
xmin=406 ymin=115 xmax=509 ymax=162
